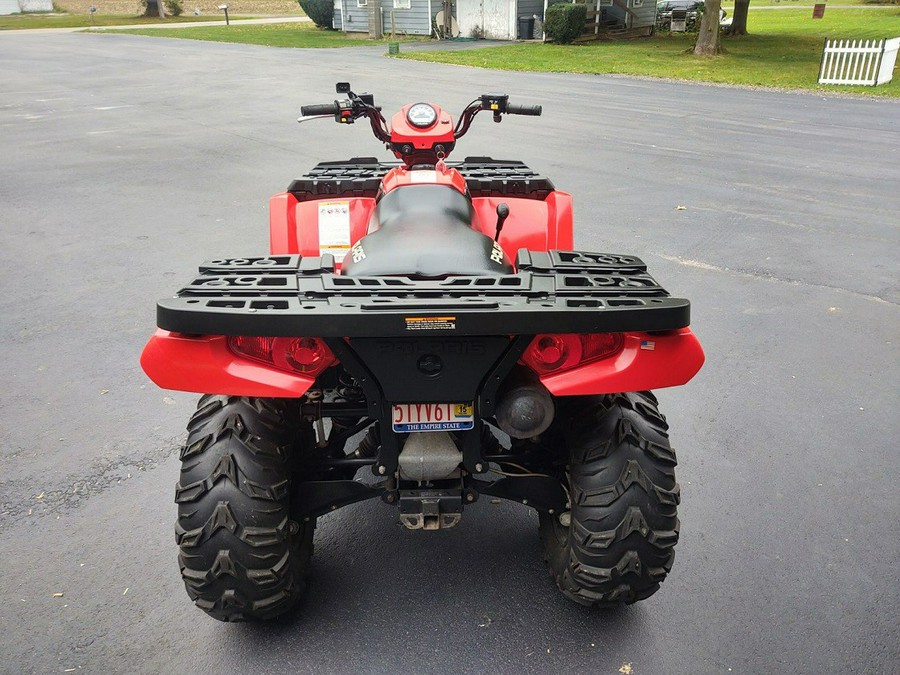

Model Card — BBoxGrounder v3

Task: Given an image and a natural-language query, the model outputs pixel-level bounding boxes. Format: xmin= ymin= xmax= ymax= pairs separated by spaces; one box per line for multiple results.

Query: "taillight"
xmin=228 ymin=336 xmax=336 ymax=377
xmin=521 ymin=333 xmax=623 ymax=375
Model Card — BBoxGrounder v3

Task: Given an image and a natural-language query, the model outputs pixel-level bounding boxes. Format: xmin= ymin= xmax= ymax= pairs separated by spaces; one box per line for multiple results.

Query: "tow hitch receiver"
xmin=399 ymin=480 xmax=465 ymax=530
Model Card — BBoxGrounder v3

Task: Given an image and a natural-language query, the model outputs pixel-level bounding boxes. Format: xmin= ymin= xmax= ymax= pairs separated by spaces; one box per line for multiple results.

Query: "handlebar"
xmin=506 ymin=102 xmax=542 ymax=116
xmin=299 ymin=85 xmax=543 ymax=158
xmin=300 ymin=102 xmax=339 ymax=117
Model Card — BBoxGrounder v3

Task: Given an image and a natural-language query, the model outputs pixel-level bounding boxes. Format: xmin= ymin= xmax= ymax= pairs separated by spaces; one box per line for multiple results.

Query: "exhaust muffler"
xmin=494 ymin=367 xmax=555 ymax=439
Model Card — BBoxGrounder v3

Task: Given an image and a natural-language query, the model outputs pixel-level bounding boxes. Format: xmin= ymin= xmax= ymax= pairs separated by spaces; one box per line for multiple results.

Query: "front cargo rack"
xmin=156 ymin=250 xmax=691 ymax=338
xmin=287 ymin=157 xmax=556 ymax=201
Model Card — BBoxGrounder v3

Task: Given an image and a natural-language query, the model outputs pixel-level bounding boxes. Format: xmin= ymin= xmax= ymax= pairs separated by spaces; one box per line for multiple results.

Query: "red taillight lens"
xmin=228 ymin=336 xmax=336 ymax=377
xmin=283 ymin=337 xmax=334 ymax=374
xmin=229 ymin=336 xmax=276 ymax=364
xmin=521 ymin=333 xmax=623 ymax=375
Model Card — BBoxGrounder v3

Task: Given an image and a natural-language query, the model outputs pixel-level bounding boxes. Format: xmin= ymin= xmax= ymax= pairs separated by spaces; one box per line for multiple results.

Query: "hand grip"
xmin=506 ymin=103 xmax=542 ymax=116
xmin=300 ymin=102 xmax=339 ymax=117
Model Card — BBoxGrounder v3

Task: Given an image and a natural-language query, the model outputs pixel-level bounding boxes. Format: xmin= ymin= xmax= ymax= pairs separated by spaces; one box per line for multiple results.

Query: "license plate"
xmin=392 ymin=403 xmax=474 ymax=433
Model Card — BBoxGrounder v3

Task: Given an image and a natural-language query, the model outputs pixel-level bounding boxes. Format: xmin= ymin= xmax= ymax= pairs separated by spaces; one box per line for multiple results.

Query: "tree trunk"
xmin=731 ymin=0 xmax=749 ymax=35
xmin=143 ymin=0 xmax=166 ymax=18
xmin=693 ymin=0 xmax=723 ymax=55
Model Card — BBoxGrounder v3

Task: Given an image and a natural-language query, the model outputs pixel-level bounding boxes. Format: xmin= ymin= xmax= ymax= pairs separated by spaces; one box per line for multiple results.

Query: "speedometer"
xmin=407 ymin=103 xmax=437 ymax=128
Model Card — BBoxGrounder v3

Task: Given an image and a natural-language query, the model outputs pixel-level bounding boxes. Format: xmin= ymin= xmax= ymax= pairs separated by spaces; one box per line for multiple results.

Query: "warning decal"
xmin=317 ymin=201 xmax=351 ymax=261
xmin=405 ymin=316 xmax=457 ymax=331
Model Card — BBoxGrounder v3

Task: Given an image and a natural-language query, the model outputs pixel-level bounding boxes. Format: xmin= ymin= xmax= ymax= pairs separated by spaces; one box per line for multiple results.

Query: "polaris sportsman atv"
xmin=141 ymin=84 xmax=705 ymax=622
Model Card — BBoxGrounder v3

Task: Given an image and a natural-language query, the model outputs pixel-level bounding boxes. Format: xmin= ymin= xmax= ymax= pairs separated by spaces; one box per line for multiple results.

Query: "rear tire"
xmin=539 ymin=392 xmax=680 ymax=607
xmin=175 ymin=395 xmax=315 ymax=622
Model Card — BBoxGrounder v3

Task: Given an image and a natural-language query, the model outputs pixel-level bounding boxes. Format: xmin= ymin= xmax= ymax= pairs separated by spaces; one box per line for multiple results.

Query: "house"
xmin=454 ymin=0 xmax=661 ymax=41
xmin=455 ymin=0 xmax=544 ymax=40
xmin=332 ymin=0 xmax=539 ymax=40
xmin=332 ymin=0 xmax=453 ymax=36
xmin=0 ymin=0 xmax=53 ymax=15
xmin=583 ymin=0 xmax=656 ymax=37
xmin=332 ymin=0 xmax=654 ymax=41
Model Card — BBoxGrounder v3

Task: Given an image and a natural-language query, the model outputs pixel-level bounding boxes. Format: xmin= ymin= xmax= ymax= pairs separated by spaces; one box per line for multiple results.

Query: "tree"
xmin=730 ymin=0 xmax=750 ymax=36
xmin=694 ymin=0 xmax=724 ymax=55
xmin=298 ymin=0 xmax=334 ymax=29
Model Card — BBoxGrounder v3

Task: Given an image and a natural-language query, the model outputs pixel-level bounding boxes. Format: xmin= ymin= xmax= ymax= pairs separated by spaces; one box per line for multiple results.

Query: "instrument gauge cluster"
xmin=407 ymin=103 xmax=438 ymax=129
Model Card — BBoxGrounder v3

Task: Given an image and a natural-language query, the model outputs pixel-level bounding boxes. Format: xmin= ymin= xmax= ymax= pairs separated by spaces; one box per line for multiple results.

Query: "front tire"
xmin=539 ymin=392 xmax=680 ymax=607
xmin=174 ymin=395 xmax=315 ymax=621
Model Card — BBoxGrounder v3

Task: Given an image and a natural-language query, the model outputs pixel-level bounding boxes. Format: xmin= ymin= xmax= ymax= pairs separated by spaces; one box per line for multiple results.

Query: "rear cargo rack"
xmin=157 ymin=250 xmax=691 ymax=337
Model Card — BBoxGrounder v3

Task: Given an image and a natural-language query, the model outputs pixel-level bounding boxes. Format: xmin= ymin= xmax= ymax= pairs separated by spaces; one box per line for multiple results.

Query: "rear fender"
xmin=471 ymin=191 xmax=573 ymax=259
xmin=140 ymin=330 xmax=314 ymax=397
xmin=269 ymin=192 xmax=375 ymax=267
xmin=537 ymin=328 xmax=704 ymax=396
xmin=141 ymin=329 xmax=702 ymax=399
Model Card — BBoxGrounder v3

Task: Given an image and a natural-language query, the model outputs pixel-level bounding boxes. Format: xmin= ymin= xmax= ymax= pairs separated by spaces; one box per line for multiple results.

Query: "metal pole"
xmin=224 ymin=7 xmax=229 ymax=24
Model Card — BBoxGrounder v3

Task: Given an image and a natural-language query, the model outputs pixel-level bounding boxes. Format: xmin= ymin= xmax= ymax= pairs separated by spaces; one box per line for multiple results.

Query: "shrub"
xmin=298 ymin=0 xmax=334 ymax=29
xmin=165 ymin=0 xmax=183 ymax=16
xmin=543 ymin=2 xmax=586 ymax=44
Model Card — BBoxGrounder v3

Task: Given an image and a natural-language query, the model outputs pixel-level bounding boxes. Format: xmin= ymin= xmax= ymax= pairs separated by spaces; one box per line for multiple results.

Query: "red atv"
xmin=141 ymin=84 xmax=704 ymax=622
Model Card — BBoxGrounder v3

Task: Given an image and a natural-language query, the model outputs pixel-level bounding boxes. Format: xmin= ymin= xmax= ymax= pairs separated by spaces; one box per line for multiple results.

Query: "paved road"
xmin=0 ymin=15 xmax=309 ymax=34
xmin=1 ymin=32 xmax=898 ymax=675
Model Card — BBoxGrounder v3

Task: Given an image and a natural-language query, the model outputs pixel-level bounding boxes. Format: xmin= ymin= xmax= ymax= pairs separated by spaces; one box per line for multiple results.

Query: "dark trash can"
xmin=518 ymin=15 xmax=535 ymax=39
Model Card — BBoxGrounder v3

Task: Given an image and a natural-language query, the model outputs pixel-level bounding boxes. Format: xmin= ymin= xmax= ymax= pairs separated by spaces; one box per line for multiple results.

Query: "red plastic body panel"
xmin=269 ymin=181 xmax=572 ymax=265
xmin=538 ymin=328 xmax=704 ymax=396
xmin=380 ymin=165 xmax=467 ymax=196
xmin=472 ymin=190 xmax=574 ymax=259
xmin=389 ymin=104 xmax=455 ymax=151
xmin=141 ymin=330 xmax=315 ymax=397
xmin=269 ymin=192 xmax=375 ymax=268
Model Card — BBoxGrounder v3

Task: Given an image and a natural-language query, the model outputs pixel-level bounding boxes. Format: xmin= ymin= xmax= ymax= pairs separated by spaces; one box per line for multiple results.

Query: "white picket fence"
xmin=818 ymin=37 xmax=900 ymax=86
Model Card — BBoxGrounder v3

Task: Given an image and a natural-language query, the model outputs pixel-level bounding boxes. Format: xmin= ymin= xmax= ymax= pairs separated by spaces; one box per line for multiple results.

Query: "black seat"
xmin=341 ymin=184 xmax=512 ymax=277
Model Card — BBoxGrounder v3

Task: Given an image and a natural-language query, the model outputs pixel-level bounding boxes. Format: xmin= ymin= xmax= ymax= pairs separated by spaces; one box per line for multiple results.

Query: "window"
xmin=393 ymin=0 xmax=410 ymax=8
xmin=357 ymin=0 xmax=367 ymax=6
xmin=633 ymin=0 xmax=642 ymax=6
xmin=598 ymin=0 xmax=613 ymax=6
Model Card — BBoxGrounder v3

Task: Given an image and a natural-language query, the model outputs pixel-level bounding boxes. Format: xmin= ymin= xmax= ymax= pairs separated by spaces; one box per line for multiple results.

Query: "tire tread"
xmin=540 ymin=392 xmax=680 ymax=607
xmin=176 ymin=395 xmax=314 ymax=622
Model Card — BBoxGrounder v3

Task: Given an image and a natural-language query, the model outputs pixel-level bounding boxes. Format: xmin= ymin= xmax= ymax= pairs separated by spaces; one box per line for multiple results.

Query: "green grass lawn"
xmin=723 ymin=0 xmax=898 ymax=5
xmin=105 ymin=21 xmax=430 ymax=47
xmin=401 ymin=8 xmax=900 ymax=97
xmin=0 ymin=13 xmax=266 ymax=30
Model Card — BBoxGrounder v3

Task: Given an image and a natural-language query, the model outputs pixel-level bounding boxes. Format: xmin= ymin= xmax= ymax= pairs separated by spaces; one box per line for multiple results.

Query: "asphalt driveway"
xmin=0 ymin=32 xmax=897 ymax=674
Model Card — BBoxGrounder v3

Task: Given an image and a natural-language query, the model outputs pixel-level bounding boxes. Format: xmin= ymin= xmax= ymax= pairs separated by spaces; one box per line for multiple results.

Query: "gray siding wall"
xmin=381 ymin=0 xmax=430 ymax=36
xmin=389 ymin=0 xmax=457 ymax=35
xmin=335 ymin=0 xmax=371 ymax=31
xmin=603 ymin=3 xmax=626 ymax=24
xmin=628 ymin=1 xmax=656 ymax=28
xmin=589 ymin=0 xmax=654 ymax=29
xmin=338 ymin=0 xmax=446 ymax=34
